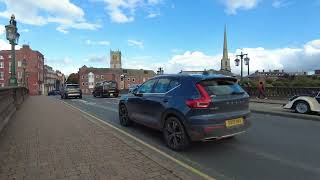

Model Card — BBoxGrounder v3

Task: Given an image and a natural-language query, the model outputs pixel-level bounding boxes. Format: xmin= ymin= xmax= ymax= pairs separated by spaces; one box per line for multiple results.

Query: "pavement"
xmin=44 ymin=95 xmax=320 ymax=180
xmin=249 ymin=98 xmax=320 ymax=121
xmin=0 ymin=96 xmax=204 ymax=180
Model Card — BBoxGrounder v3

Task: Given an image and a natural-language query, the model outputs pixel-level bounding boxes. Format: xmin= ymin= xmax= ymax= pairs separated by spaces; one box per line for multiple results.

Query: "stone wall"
xmin=0 ymin=87 xmax=28 ymax=133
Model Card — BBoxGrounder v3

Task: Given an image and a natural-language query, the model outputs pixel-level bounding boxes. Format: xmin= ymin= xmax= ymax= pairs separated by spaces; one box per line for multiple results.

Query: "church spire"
xmin=223 ymin=25 xmax=228 ymax=60
xmin=221 ymin=25 xmax=231 ymax=72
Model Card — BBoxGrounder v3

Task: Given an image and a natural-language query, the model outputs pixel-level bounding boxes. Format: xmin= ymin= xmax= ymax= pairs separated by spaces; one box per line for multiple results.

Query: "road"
xmin=52 ymin=95 xmax=320 ymax=180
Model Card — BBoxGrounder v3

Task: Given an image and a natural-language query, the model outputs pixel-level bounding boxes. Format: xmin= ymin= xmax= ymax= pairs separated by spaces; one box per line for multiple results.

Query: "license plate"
xmin=225 ymin=118 xmax=244 ymax=128
xmin=110 ymin=93 xmax=113 ymax=96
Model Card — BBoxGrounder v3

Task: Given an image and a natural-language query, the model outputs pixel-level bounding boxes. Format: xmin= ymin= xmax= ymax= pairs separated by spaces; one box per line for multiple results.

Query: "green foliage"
xmin=66 ymin=73 xmax=79 ymax=84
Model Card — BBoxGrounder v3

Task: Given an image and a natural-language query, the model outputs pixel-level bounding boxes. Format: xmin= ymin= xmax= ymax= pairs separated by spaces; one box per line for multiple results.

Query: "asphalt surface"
xmin=52 ymin=95 xmax=320 ymax=180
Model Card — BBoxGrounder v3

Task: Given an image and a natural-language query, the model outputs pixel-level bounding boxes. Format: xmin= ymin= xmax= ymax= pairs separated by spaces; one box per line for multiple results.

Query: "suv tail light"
xmin=186 ymin=84 xmax=211 ymax=108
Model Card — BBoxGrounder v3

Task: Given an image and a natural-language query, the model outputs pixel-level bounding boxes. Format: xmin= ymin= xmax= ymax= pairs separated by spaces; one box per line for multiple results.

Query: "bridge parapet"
xmin=243 ymin=87 xmax=320 ymax=98
xmin=0 ymin=87 xmax=28 ymax=133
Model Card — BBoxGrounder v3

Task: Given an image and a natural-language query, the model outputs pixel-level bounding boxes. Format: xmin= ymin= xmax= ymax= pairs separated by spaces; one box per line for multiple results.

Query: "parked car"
xmin=48 ymin=90 xmax=59 ymax=96
xmin=128 ymin=84 xmax=140 ymax=93
xmin=283 ymin=91 xmax=320 ymax=114
xmin=93 ymin=81 xmax=119 ymax=98
xmin=61 ymin=84 xmax=82 ymax=99
xmin=118 ymin=74 xmax=251 ymax=150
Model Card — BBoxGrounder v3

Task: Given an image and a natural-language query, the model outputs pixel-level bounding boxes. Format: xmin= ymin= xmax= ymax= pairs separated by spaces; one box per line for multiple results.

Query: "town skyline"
xmin=0 ymin=0 xmax=319 ymax=75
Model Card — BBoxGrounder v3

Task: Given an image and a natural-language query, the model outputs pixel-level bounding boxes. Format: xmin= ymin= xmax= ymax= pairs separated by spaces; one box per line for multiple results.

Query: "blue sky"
xmin=0 ymin=0 xmax=319 ymax=75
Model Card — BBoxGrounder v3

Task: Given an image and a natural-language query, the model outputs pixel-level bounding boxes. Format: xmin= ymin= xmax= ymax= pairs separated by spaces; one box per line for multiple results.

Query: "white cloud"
xmin=124 ymin=39 xmax=320 ymax=75
xmin=20 ymin=29 xmax=29 ymax=33
xmin=85 ymin=40 xmax=111 ymax=46
xmin=220 ymin=0 xmax=260 ymax=15
xmin=85 ymin=55 xmax=107 ymax=63
xmin=0 ymin=24 xmax=5 ymax=36
xmin=102 ymin=0 xmax=162 ymax=23
xmin=146 ymin=12 xmax=160 ymax=18
xmin=128 ymin=39 xmax=144 ymax=49
xmin=56 ymin=27 xmax=69 ymax=34
xmin=0 ymin=39 xmax=21 ymax=50
xmin=272 ymin=0 xmax=292 ymax=8
xmin=0 ymin=0 xmax=100 ymax=33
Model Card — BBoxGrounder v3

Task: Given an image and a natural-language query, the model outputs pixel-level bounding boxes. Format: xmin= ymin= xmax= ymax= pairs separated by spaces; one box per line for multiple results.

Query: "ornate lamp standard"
xmin=5 ymin=14 xmax=20 ymax=86
xmin=157 ymin=67 xmax=164 ymax=75
xmin=234 ymin=51 xmax=250 ymax=81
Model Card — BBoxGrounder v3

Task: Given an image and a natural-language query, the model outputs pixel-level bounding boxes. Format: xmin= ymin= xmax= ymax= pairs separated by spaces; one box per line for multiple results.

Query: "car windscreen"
xmin=104 ymin=82 xmax=117 ymax=89
xmin=200 ymin=79 xmax=245 ymax=96
xmin=66 ymin=85 xmax=79 ymax=89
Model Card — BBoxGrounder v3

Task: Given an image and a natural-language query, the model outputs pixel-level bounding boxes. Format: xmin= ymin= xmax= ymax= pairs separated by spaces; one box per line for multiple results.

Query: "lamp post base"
xmin=9 ymin=77 xmax=17 ymax=86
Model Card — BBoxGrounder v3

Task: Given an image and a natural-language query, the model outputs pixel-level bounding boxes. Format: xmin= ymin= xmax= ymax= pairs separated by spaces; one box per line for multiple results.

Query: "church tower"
xmin=220 ymin=25 xmax=231 ymax=72
xmin=110 ymin=50 xmax=122 ymax=69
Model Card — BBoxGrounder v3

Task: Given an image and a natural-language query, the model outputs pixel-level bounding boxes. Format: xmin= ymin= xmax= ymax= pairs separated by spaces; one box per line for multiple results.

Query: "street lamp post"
xmin=5 ymin=14 xmax=20 ymax=86
xmin=157 ymin=67 xmax=164 ymax=75
xmin=234 ymin=51 xmax=250 ymax=81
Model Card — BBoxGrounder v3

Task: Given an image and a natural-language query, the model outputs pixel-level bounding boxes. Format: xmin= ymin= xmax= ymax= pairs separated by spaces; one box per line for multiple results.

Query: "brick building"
xmin=78 ymin=65 xmax=155 ymax=94
xmin=0 ymin=45 xmax=44 ymax=95
xmin=44 ymin=65 xmax=57 ymax=95
xmin=78 ymin=50 xmax=156 ymax=94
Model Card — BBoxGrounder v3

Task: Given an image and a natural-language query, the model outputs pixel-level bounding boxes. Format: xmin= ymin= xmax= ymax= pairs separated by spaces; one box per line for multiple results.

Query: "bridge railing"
xmin=243 ymin=87 xmax=320 ymax=98
xmin=0 ymin=87 xmax=28 ymax=133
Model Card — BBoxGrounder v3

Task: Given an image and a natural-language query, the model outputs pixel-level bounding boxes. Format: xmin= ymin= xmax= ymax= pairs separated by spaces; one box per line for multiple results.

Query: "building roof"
xmin=180 ymin=69 xmax=235 ymax=77
xmin=79 ymin=66 xmax=156 ymax=76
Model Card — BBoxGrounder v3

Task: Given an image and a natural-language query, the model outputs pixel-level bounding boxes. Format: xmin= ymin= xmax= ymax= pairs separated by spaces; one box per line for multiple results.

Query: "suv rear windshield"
xmin=200 ymin=79 xmax=245 ymax=96
xmin=66 ymin=85 xmax=79 ymax=89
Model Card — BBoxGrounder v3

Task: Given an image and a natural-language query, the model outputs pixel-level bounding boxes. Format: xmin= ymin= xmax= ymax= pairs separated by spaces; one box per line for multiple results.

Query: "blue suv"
xmin=119 ymin=74 xmax=250 ymax=150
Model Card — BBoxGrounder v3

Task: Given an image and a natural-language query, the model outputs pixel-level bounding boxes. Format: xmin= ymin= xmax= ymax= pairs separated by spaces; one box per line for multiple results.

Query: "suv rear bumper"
xmin=187 ymin=119 xmax=250 ymax=141
xmin=66 ymin=93 xmax=82 ymax=97
xmin=185 ymin=111 xmax=251 ymax=141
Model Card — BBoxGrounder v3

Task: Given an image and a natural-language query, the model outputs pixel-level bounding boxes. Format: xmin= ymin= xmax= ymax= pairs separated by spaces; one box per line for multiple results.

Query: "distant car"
xmin=128 ymin=84 xmax=140 ymax=93
xmin=93 ymin=81 xmax=119 ymax=98
xmin=283 ymin=91 xmax=320 ymax=114
xmin=61 ymin=84 xmax=82 ymax=99
xmin=48 ymin=90 xmax=59 ymax=96
xmin=119 ymin=74 xmax=251 ymax=150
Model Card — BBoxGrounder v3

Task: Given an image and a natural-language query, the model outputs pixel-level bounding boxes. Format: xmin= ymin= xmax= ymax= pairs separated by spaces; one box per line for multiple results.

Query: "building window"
xmin=8 ymin=55 xmax=11 ymax=58
xmin=82 ymin=75 xmax=84 ymax=79
xmin=96 ymin=75 xmax=99 ymax=78
xmin=18 ymin=72 xmax=22 ymax=79
xmin=132 ymin=78 xmax=135 ymax=82
xmin=85 ymin=82 xmax=88 ymax=86
xmin=0 ymin=61 xmax=3 ymax=68
xmin=82 ymin=82 xmax=85 ymax=86
xmin=0 ymin=55 xmax=3 ymax=59
xmin=0 ymin=83 xmax=4 ymax=87
xmin=101 ymin=75 xmax=104 ymax=79
xmin=18 ymin=61 xmax=21 ymax=67
xmin=127 ymin=78 xmax=130 ymax=81
xmin=9 ymin=62 xmax=11 ymax=73
xmin=0 ymin=72 xmax=4 ymax=80
xmin=143 ymin=78 xmax=146 ymax=82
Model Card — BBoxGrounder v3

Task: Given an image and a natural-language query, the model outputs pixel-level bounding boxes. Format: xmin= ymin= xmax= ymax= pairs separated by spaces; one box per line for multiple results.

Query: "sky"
xmin=0 ymin=0 xmax=319 ymax=75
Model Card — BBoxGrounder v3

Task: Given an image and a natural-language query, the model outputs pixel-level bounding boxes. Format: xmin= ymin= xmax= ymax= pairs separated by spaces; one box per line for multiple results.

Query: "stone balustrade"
xmin=0 ymin=87 xmax=28 ymax=133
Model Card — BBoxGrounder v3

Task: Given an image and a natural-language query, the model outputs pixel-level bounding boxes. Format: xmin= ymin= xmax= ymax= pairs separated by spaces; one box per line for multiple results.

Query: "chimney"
xmin=22 ymin=44 xmax=30 ymax=49
xmin=262 ymin=69 xmax=265 ymax=72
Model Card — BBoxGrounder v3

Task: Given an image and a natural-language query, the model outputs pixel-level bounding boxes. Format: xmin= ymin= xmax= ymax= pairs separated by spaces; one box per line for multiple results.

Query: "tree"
xmin=66 ymin=73 xmax=79 ymax=84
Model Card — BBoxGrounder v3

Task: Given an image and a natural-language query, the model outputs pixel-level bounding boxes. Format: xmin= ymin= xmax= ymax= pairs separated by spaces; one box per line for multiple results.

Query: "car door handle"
xmin=163 ymin=99 xmax=168 ymax=103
